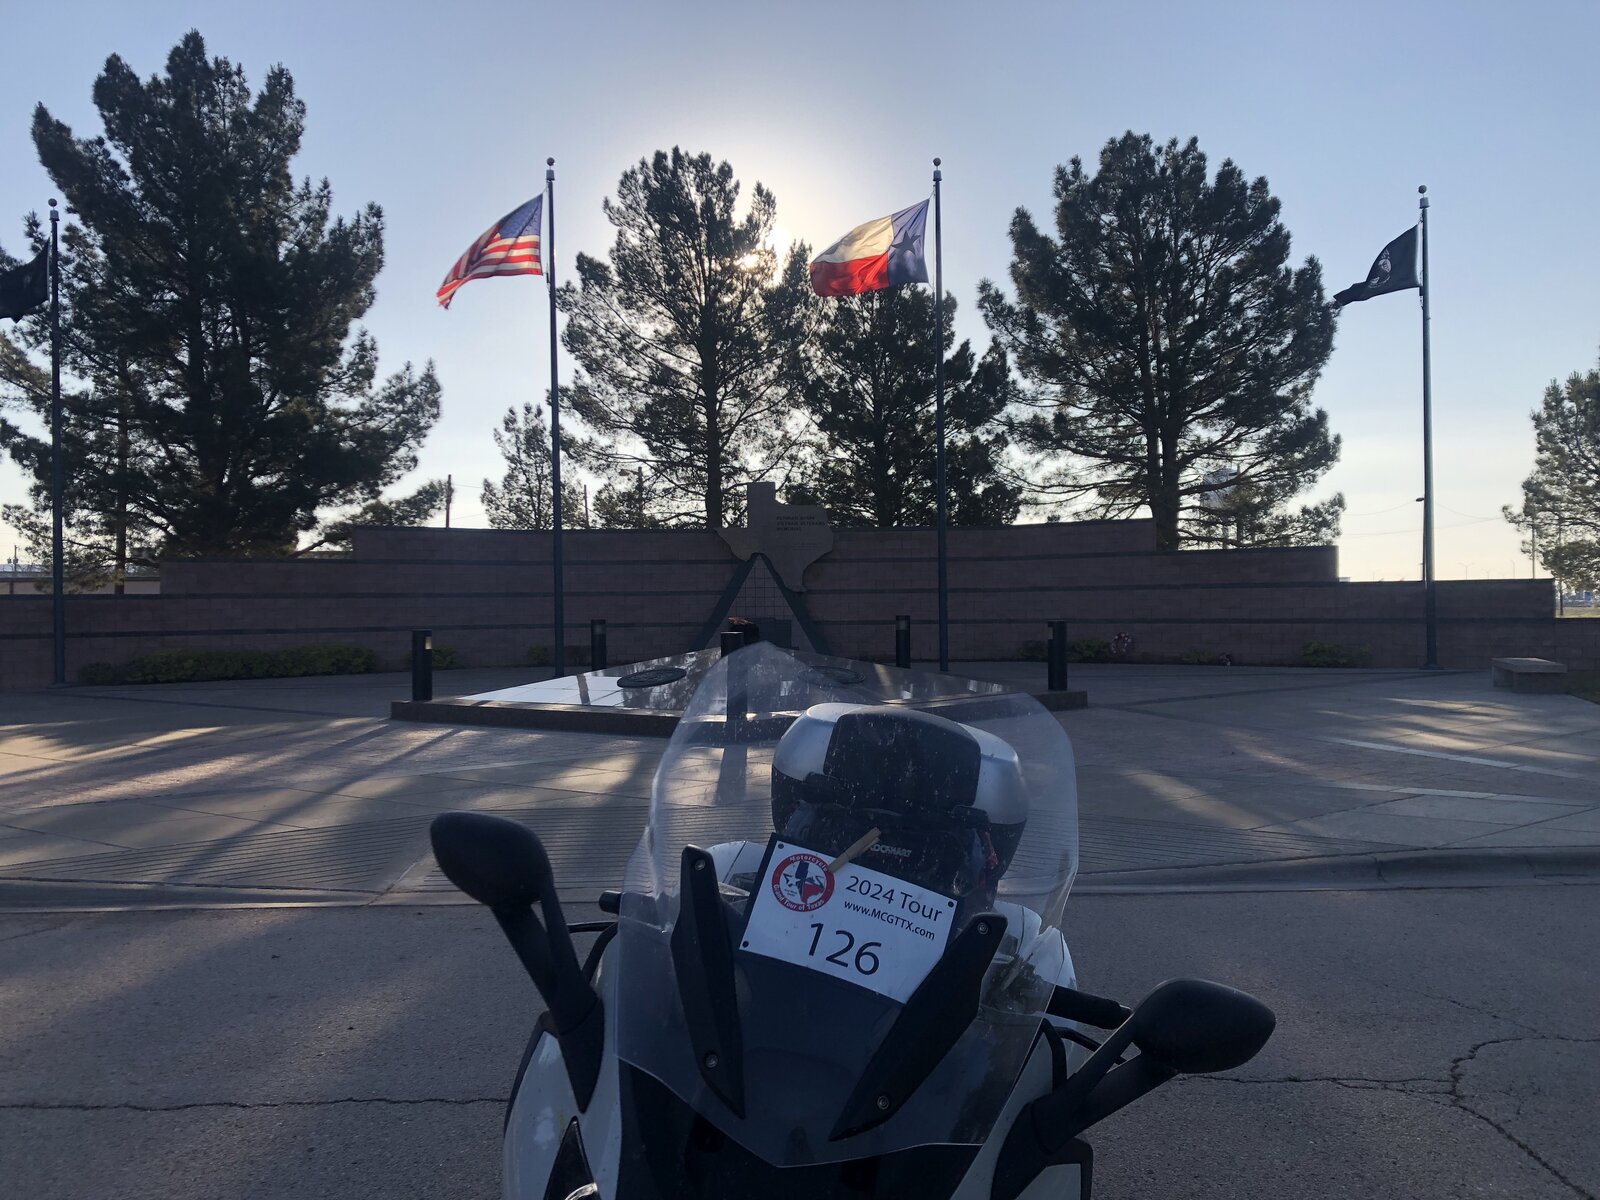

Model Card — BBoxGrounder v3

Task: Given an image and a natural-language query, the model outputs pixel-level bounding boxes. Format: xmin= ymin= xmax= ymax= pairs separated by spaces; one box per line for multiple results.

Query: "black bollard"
xmin=720 ymin=630 xmax=745 ymax=658
xmin=590 ymin=619 xmax=607 ymax=671
xmin=895 ymin=614 xmax=911 ymax=669
xmin=1047 ymin=620 xmax=1069 ymax=692
xmin=411 ymin=629 xmax=433 ymax=702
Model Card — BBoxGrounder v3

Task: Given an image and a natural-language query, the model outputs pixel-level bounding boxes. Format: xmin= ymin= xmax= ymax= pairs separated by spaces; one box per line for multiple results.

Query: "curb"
xmin=4 ymin=847 xmax=1597 ymax=913
xmin=1075 ymin=846 xmax=1600 ymax=893
xmin=0 ymin=878 xmax=374 ymax=912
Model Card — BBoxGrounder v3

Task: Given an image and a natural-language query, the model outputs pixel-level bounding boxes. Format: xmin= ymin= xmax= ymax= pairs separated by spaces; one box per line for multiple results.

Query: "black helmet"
xmin=770 ymin=703 xmax=1027 ymax=904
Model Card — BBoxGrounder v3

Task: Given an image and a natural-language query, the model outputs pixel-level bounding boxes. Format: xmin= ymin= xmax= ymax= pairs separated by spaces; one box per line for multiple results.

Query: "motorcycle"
xmin=431 ymin=644 xmax=1274 ymax=1199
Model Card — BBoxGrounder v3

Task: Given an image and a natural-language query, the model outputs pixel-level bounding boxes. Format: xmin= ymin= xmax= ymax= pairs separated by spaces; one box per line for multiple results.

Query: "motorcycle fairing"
xmin=505 ymin=950 xmax=1088 ymax=1200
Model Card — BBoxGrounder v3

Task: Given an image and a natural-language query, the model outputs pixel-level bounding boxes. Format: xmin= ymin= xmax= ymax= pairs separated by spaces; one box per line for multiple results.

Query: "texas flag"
xmin=809 ymin=200 xmax=930 ymax=297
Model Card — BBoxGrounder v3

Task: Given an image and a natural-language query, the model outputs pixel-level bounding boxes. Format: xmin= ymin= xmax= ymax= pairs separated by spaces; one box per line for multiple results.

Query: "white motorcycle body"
xmin=504 ymin=953 xmax=1088 ymax=1200
xmin=428 ymin=645 xmax=1274 ymax=1200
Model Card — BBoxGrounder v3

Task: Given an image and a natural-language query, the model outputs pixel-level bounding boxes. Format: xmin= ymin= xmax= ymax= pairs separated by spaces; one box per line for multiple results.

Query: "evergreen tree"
xmin=0 ymin=244 xmax=142 ymax=587
xmin=979 ymin=133 xmax=1340 ymax=549
xmin=559 ymin=148 xmax=808 ymax=527
xmin=1185 ymin=467 xmax=1346 ymax=549
xmin=0 ymin=33 xmax=440 ymax=560
xmin=480 ymin=402 xmax=588 ymax=529
xmin=308 ymin=480 xmax=448 ymax=552
xmin=591 ymin=467 xmax=661 ymax=529
xmin=1504 ymin=358 xmax=1600 ymax=590
xmin=785 ymin=287 xmax=1020 ymax=526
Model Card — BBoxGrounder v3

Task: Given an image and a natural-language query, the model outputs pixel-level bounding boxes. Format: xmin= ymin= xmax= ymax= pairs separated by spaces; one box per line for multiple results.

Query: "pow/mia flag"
xmin=1333 ymin=225 xmax=1420 ymax=308
xmin=0 ymin=245 xmax=50 ymax=322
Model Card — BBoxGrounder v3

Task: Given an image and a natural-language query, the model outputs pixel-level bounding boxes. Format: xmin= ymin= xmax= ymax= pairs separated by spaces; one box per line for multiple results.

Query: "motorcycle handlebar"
xmin=1047 ymin=986 xmax=1133 ymax=1030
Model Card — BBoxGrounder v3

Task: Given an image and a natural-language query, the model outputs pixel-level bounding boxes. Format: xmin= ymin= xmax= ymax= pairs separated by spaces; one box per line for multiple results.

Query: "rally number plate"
xmin=739 ymin=840 xmax=956 ymax=1003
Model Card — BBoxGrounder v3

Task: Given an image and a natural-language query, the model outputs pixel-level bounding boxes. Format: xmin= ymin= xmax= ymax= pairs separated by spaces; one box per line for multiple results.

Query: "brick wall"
xmin=1 ymin=520 xmax=1591 ymax=690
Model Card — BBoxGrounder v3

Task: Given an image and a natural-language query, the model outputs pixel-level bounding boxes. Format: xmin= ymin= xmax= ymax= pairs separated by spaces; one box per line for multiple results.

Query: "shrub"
xmin=1067 ymin=638 xmax=1111 ymax=663
xmin=1179 ymin=647 xmax=1215 ymax=665
xmin=282 ymin=644 xmax=378 ymax=676
xmin=1019 ymin=637 xmax=1110 ymax=663
xmin=1300 ymin=641 xmax=1370 ymax=668
xmin=80 ymin=644 xmax=377 ymax=686
xmin=408 ymin=644 xmax=461 ymax=670
xmin=526 ymin=644 xmax=592 ymax=668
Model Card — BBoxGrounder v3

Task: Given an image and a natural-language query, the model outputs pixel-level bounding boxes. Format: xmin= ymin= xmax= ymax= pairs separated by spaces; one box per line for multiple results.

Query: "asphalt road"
xmin=3 ymin=882 xmax=1595 ymax=1199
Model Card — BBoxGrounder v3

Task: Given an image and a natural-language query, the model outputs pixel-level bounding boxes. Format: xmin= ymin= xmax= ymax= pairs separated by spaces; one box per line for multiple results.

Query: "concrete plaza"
xmin=1 ymin=662 xmax=1597 ymax=1198
xmin=0 ymin=662 xmax=1597 ymax=906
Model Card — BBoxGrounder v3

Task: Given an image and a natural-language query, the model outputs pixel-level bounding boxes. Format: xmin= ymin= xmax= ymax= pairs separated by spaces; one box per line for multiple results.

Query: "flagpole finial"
xmin=1417 ymin=184 xmax=1427 ymax=194
xmin=48 ymin=198 xmax=57 ymax=223
xmin=933 ymin=157 xmax=941 ymax=166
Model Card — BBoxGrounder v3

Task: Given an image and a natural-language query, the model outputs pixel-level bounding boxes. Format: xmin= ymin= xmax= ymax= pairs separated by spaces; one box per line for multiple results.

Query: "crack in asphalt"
xmin=1193 ymin=1074 xmax=1452 ymax=1095
xmin=2 ymin=1096 xmax=503 ymax=1113
xmin=0 ymin=919 xmax=75 ymax=945
xmin=1447 ymin=1035 xmax=1600 ymax=1200
xmin=1382 ymin=980 xmax=1551 ymax=1036
xmin=1196 ymin=1034 xmax=1599 ymax=1200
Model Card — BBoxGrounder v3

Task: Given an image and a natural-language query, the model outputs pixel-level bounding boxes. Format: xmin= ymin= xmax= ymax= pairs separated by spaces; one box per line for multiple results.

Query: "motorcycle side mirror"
xmin=431 ymin=810 xmax=554 ymax=909
xmin=1127 ymin=978 xmax=1275 ymax=1075
xmin=430 ymin=812 xmax=604 ymax=1110
xmin=991 ymin=979 xmax=1276 ymax=1200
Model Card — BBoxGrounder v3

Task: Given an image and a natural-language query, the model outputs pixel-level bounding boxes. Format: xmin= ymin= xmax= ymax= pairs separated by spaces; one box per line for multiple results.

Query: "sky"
xmin=2 ymin=0 xmax=1597 ymax=581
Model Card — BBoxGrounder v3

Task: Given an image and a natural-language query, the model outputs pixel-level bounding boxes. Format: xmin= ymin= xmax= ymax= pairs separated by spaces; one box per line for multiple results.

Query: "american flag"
xmin=436 ymin=196 xmax=543 ymax=308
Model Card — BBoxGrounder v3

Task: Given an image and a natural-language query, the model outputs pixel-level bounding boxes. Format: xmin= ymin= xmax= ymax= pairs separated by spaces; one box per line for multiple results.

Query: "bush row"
xmin=1014 ymin=639 xmax=1371 ymax=668
xmin=80 ymin=644 xmax=379 ymax=685
xmin=74 ymin=635 xmax=1380 ymax=685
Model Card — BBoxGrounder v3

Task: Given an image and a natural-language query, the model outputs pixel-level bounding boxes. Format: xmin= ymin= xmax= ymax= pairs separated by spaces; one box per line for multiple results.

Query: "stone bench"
xmin=1490 ymin=657 xmax=1568 ymax=694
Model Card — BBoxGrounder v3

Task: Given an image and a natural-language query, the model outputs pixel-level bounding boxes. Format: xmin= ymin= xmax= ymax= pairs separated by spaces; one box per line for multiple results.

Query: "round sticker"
xmin=770 ymin=851 xmax=834 ymax=913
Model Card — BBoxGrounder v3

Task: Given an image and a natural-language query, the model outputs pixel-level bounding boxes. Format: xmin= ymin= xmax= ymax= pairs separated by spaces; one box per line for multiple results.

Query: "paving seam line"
xmin=4 ymin=846 xmax=1597 ymax=912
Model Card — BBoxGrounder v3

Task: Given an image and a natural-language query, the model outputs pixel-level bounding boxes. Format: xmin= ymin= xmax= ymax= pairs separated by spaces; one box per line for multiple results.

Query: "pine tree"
xmin=0 ymin=32 xmax=440 ymax=560
xmin=480 ymin=402 xmax=588 ymax=529
xmin=980 ymin=133 xmax=1340 ymax=549
xmin=1504 ymin=358 xmax=1600 ymax=590
xmin=785 ymin=288 xmax=1019 ymax=526
xmin=1186 ymin=468 xmax=1346 ymax=549
xmin=591 ymin=467 xmax=661 ymax=529
xmin=559 ymin=148 xmax=808 ymax=527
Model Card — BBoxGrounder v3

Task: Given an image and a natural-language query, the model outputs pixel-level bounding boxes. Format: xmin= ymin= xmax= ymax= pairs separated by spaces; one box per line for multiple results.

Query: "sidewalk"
xmin=0 ymin=662 xmax=1596 ymax=907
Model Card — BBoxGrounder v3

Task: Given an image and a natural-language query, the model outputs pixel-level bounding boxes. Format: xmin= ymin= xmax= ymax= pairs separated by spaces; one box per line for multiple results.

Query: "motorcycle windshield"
xmin=612 ymin=644 xmax=1079 ymax=1167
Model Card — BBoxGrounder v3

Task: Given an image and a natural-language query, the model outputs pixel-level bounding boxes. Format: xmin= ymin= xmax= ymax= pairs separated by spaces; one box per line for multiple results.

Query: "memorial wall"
xmin=0 ymin=489 xmax=1590 ymax=689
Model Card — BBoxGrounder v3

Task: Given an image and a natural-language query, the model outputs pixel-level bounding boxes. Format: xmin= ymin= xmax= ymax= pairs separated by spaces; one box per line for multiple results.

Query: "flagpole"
xmin=48 ymin=199 xmax=65 ymax=686
xmin=1419 ymin=185 xmax=1437 ymax=669
xmin=546 ymin=159 xmax=566 ymax=679
xmin=933 ymin=158 xmax=949 ymax=673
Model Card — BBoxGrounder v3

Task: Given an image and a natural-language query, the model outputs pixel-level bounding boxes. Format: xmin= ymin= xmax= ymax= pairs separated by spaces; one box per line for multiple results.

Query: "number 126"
xmin=807 ymin=924 xmax=882 ymax=975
